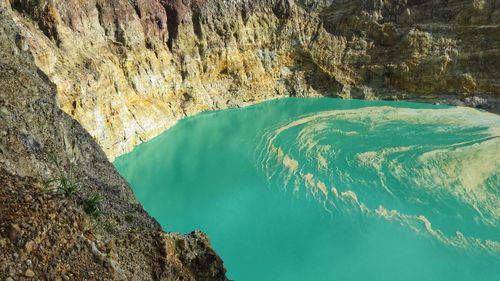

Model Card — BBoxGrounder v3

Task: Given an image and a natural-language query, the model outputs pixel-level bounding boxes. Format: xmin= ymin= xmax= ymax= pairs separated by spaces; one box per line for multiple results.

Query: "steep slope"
xmin=0 ymin=8 xmax=227 ymax=281
xmin=4 ymin=0 xmax=498 ymax=159
xmin=0 ymin=0 xmax=498 ymax=280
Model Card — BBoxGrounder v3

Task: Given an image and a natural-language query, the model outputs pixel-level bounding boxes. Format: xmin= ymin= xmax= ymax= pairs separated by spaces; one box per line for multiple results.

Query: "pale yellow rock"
xmin=5 ymin=0 xmax=499 ymax=159
xmin=24 ymin=269 xmax=35 ymax=278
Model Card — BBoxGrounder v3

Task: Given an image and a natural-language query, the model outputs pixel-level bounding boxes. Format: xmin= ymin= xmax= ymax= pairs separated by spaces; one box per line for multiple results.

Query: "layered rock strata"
xmin=0 ymin=0 xmax=499 ymax=279
xmin=0 ymin=9 xmax=227 ymax=280
xmin=3 ymin=0 xmax=498 ymax=159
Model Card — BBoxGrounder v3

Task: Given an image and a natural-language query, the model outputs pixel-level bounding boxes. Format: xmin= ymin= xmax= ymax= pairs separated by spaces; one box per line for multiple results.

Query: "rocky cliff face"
xmin=0 ymin=7 xmax=227 ymax=280
xmin=3 ymin=0 xmax=498 ymax=159
xmin=1 ymin=0 xmax=499 ymax=279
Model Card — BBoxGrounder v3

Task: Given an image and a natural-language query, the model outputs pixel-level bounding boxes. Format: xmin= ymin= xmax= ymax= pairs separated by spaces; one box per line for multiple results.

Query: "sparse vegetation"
xmin=125 ymin=214 xmax=134 ymax=223
xmin=44 ymin=154 xmax=78 ymax=197
xmin=44 ymin=174 xmax=77 ymax=196
xmin=99 ymin=218 xmax=117 ymax=234
xmin=83 ymin=194 xmax=103 ymax=219
xmin=44 ymin=155 xmax=108 ymax=222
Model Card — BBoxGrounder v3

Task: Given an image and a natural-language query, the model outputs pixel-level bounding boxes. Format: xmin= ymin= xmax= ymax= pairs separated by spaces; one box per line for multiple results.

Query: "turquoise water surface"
xmin=114 ymin=98 xmax=500 ymax=280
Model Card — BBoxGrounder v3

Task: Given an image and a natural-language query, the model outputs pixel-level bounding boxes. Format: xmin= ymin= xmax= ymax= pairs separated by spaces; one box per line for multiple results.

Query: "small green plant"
xmin=44 ymin=154 xmax=78 ymax=196
xmin=83 ymin=194 xmax=103 ymax=219
xmin=44 ymin=174 xmax=77 ymax=196
xmin=125 ymin=214 xmax=134 ymax=223
xmin=99 ymin=219 xmax=117 ymax=234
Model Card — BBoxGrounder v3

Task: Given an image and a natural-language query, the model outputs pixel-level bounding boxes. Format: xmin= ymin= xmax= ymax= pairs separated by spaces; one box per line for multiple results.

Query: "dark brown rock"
xmin=0 ymin=1 xmax=498 ymax=280
xmin=0 ymin=9 xmax=227 ymax=281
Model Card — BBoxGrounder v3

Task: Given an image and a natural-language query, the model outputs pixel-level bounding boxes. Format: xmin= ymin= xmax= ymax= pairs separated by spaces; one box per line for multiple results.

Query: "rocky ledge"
xmin=0 ymin=0 xmax=499 ymax=280
xmin=0 ymin=9 xmax=227 ymax=281
xmin=1 ymin=0 xmax=498 ymax=159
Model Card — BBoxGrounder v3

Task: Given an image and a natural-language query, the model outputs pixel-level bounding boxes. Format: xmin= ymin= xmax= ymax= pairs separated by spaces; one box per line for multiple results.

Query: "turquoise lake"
xmin=114 ymin=98 xmax=500 ymax=280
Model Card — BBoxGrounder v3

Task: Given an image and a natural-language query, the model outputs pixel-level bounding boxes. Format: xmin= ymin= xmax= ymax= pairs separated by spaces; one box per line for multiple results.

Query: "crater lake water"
xmin=114 ymin=98 xmax=500 ymax=281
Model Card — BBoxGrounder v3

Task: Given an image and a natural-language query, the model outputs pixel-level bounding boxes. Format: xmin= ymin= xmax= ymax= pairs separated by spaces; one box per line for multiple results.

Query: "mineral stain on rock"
xmin=0 ymin=0 xmax=499 ymax=280
xmin=0 ymin=6 xmax=227 ymax=281
xmin=2 ymin=0 xmax=498 ymax=159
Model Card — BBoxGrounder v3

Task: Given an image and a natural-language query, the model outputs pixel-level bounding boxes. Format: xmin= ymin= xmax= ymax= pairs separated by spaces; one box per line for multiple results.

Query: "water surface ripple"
xmin=115 ymin=98 xmax=500 ymax=281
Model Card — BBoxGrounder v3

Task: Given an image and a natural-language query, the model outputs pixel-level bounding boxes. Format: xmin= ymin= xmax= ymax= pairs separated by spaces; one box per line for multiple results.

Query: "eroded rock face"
xmin=3 ymin=0 xmax=499 ymax=159
xmin=161 ymin=231 xmax=227 ymax=280
xmin=0 ymin=1 xmax=498 ymax=279
xmin=0 ymin=9 xmax=227 ymax=280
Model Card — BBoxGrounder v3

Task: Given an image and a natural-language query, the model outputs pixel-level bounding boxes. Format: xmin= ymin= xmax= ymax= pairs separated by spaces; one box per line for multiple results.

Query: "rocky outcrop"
xmin=0 ymin=8 xmax=227 ymax=280
xmin=0 ymin=0 xmax=498 ymax=279
xmin=3 ymin=0 xmax=498 ymax=159
xmin=304 ymin=0 xmax=500 ymax=100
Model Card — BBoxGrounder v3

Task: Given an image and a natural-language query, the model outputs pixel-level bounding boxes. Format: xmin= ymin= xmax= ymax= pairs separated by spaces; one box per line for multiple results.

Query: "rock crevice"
xmin=0 ymin=1 xmax=499 ymax=279
xmin=4 ymin=0 xmax=498 ymax=159
xmin=0 ymin=7 xmax=227 ymax=280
